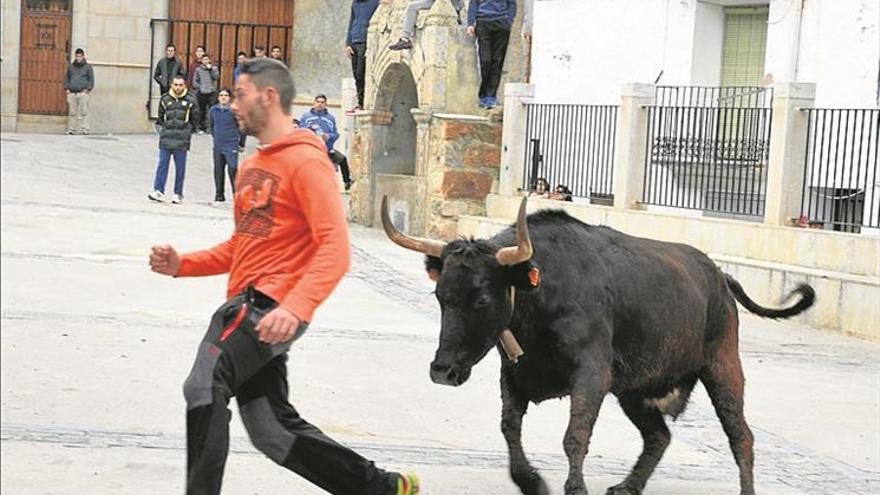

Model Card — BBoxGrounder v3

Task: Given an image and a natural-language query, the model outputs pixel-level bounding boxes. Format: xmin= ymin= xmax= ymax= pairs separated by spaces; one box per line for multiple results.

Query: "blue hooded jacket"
xmin=346 ymin=0 xmax=380 ymax=45
xmin=467 ymin=0 xmax=517 ymax=28
xmin=299 ymin=107 xmax=339 ymax=151
xmin=208 ymin=104 xmax=241 ymax=153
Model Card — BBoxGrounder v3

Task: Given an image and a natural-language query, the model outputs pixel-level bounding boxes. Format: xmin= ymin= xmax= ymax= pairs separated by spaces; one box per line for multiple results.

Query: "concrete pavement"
xmin=1 ymin=132 xmax=878 ymax=494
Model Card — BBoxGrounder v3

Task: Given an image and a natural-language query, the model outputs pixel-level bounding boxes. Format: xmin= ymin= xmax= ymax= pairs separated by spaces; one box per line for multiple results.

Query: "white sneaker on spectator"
xmin=148 ymin=190 xmax=165 ymax=202
xmin=171 ymin=194 xmax=183 ymax=204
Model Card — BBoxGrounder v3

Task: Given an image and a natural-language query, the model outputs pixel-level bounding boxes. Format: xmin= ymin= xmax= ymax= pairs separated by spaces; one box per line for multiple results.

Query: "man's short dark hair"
xmin=172 ymin=75 xmax=186 ymax=83
xmin=166 ymin=43 xmax=176 ymax=50
xmin=238 ymin=58 xmax=295 ymax=114
xmin=74 ymin=48 xmax=84 ymax=55
xmin=237 ymin=51 xmax=247 ymax=58
xmin=196 ymin=45 xmax=205 ymax=51
xmin=218 ymin=87 xmax=232 ymax=96
xmin=272 ymin=45 xmax=282 ymax=51
xmin=254 ymin=45 xmax=265 ymax=51
xmin=315 ymin=94 xmax=327 ymax=101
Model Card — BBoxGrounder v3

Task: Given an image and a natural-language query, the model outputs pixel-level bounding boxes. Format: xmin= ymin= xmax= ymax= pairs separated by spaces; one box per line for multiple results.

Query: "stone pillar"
xmin=411 ymin=108 xmax=433 ymax=177
xmin=349 ymin=110 xmax=393 ymax=226
xmin=339 ymin=77 xmax=357 ymax=154
xmin=612 ymin=83 xmax=655 ymax=210
xmin=764 ymin=82 xmax=816 ymax=226
xmin=499 ymin=83 xmax=535 ymax=196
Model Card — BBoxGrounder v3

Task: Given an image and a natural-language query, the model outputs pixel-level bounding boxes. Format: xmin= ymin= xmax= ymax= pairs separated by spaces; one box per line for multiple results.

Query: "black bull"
xmin=382 ymin=197 xmax=814 ymax=495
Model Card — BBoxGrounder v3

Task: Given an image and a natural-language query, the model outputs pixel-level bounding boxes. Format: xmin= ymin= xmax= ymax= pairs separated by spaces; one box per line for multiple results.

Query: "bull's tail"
xmin=724 ymin=273 xmax=815 ymax=319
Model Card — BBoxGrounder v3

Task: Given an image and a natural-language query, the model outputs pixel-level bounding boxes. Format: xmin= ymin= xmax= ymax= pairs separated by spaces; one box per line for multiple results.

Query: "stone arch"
xmin=371 ymin=62 xmax=420 ymax=176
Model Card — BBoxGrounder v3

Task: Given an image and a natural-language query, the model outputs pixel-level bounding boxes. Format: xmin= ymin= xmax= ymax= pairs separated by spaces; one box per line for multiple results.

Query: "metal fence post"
xmin=613 ymin=83 xmax=655 ymax=210
xmin=765 ymin=82 xmax=816 ymax=226
xmin=499 ymin=83 xmax=536 ymax=196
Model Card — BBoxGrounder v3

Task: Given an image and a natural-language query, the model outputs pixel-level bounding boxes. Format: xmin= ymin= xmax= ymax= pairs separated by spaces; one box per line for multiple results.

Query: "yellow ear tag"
xmin=528 ymin=267 xmax=541 ymax=287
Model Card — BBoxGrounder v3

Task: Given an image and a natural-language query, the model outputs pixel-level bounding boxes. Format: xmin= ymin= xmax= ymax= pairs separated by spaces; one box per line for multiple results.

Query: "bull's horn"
xmin=496 ymin=198 xmax=533 ymax=266
xmin=380 ymin=195 xmax=446 ymax=258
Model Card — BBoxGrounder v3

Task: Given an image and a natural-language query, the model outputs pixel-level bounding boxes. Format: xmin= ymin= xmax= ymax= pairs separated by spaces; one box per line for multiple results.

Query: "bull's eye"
xmin=474 ymin=295 xmax=491 ymax=309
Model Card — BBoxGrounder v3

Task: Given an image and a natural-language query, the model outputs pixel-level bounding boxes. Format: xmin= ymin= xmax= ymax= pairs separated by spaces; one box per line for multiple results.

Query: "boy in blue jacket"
xmin=467 ymin=0 xmax=517 ymax=108
xmin=208 ymin=88 xmax=241 ymax=202
xmin=299 ymin=94 xmax=353 ymax=191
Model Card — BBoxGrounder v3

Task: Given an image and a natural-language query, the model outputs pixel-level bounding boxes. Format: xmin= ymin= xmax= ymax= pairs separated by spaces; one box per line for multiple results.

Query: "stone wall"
xmin=290 ymin=0 xmax=350 ymax=104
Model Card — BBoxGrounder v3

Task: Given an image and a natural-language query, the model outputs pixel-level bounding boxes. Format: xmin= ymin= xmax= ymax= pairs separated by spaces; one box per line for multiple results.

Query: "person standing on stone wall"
xmin=345 ymin=0 xmax=379 ymax=114
xmin=154 ymin=44 xmax=186 ymax=96
xmin=389 ymin=0 xmax=463 ymax=51
xmin=467 ymin=0 xmax=517 ymax=108
xmin=148 ymin=57 xmax=421 ymax=495
xmin=149 ymin=75 xmax=199 ymax=205
xmin=299 ymin=94 xmax=353 ymax=191
xmin=193 ymin=53 xmax=220 ymax=134
xmin=64 ymin=48 xmax=94 ymax=135
xmin=186 ymin=45 xmax=205 ymax=89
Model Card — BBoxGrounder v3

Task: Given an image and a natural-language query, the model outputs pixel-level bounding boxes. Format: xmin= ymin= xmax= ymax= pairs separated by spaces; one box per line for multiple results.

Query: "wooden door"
xmin=19 ymin=0 xmax=73 ymax=115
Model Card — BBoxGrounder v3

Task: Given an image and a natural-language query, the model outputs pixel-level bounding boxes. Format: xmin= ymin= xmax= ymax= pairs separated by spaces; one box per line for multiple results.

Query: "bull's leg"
xmin=563 ymin=366 xmax=610 ymax=495
xmin=605 ymin=394 xmax=671 ymax=495
xmin=702 ymin=344 xmax=756 ymax=495
xmin=500 ymin=371 xmax=548 ymax=495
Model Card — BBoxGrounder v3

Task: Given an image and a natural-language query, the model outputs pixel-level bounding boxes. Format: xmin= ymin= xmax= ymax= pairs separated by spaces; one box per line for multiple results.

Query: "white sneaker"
xmin=148 ymin=190 xmax=165 ymax=202
xmin=171 ymin=194 xmax=183 ymax=204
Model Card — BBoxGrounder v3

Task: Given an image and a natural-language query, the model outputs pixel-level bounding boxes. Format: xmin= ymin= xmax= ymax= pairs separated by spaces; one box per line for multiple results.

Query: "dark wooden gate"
xmin=18 ymin=0 xmax=73 ymax=115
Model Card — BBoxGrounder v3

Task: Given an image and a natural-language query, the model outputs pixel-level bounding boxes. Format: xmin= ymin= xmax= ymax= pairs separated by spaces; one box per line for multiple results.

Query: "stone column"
xmin=349 ymin=110 xmax=393 ymax=226
xmin=498 ymin=83 xmax=535 ymax=196
xmin=411 ymin=107 xmax=433 ymax=177
xmin=764 ymin=82 xmax=816 ymax=226
xmin=339 ymin=77 xmax=357 ymax=155
xmin=612 ymin=83 xmax=655 ymax=210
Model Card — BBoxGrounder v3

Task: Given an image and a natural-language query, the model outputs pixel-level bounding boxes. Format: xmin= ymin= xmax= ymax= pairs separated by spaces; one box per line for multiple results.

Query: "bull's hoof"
xmin=605 ymin=483 xmax=640 ymax=495
xmin=512 ymin=469 xmax=549 ymax=495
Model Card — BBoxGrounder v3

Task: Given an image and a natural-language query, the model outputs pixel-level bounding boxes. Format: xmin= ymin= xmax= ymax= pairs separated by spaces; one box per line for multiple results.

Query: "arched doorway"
xmin=372 ymin=63 xmax=419 ymax=176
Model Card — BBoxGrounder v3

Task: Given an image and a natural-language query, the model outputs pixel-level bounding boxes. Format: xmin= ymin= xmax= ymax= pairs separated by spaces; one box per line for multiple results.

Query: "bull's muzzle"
xmin=430 ymin=361 xmax=471 ymax=386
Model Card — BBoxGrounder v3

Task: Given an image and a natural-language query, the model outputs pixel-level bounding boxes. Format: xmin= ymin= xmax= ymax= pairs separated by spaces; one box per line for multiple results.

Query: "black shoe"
xmin=389 ymin=38 xmax=413 ymax=51
xmin=214 ymin=195 xmax=225 ymax=202
xmin=344 ymin=181 xmax=352 ymax=192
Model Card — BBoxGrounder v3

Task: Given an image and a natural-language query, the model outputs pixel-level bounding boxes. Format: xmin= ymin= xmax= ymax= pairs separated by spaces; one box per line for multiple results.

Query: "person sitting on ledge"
xmin=389 ymin=0 xmax=463 ymax=51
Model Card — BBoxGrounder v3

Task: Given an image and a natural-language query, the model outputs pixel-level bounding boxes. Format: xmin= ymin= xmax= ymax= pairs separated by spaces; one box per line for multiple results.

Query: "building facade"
xmin=0 ymin=0 xmax=350 ymax=134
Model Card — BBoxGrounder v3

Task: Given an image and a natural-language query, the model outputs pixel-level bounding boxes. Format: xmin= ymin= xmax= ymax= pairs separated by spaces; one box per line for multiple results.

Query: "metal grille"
xmin=643 ymin=86 xmax=773 ymax=218
xmin=522 ymin=104 xmax=618 ymax=203
xmin=148 ymin=18 xmax=291 ymax=118
xmin=801 ymin=108 xmax=880 ymax=233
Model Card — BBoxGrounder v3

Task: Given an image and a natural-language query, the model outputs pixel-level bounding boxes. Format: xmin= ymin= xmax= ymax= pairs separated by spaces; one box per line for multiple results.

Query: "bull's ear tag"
xmin=528 ymin=267 xmax=541 ymax=287
xmin=427 ymin=269 xmax=440 ymax=282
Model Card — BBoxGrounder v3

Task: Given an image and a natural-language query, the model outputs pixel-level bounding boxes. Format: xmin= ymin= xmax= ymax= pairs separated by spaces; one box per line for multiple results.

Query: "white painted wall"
xmin=532 ymin=0 xmax=880 ymax=108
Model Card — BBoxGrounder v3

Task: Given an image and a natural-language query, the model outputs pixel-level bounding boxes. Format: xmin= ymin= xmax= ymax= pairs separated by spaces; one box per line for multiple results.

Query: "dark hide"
xmin=425 ymin=210 xmax=814 ymax=495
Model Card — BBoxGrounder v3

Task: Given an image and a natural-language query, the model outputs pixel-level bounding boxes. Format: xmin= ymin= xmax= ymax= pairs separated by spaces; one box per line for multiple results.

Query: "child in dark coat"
xmin=208 ymin=88 xmax=241 ymax=202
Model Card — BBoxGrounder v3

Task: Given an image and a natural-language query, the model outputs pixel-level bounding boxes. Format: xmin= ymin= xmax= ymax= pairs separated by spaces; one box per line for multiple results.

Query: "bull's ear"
xmin=425 ymin=255 xmax=443 ymax=282
xmin=506 ymin=261 xmax=541 ymax=292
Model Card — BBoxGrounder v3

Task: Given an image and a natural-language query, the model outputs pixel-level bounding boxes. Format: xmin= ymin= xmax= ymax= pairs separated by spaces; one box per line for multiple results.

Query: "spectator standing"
xmin=208 ymin=88 xmax=241 ymax=202
xmin=270 ymin=45 xmax=287 ymax=66
xmin=154 ymin=44 xmax=186 ymax=96
xmin=466 ymin=0 xmax=516 ymax=108
xmin=253 ymin=46 xmax=266 ymax=58
xmin=233 ymin=51 xmax=248 ymax=152
xmin=193 ymin=53 xmax=220 ymax=133
xmin=148 ymin=57 xmax=421 ymax=495
xmin=149 ymin=75 xmax=199 ymax=205
xmin=345 ymin=0 xmax=380 ymax=114
xmin=63 ymin=48 xmax=94 ymax=135
xmin=389 ymin=0 xmax=462 ymax=51
xmin=186 ymin=45 xmax=205 ymax=88
xmin=300 ymin=94 xmax=353 ymax=191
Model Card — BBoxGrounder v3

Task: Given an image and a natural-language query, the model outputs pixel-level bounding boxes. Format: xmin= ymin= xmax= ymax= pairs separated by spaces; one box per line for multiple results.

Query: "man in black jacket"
xmin=149 ymin=75 xmax=199 ymax=205
xmin=64 ymin=48 xmax=94 ymax=135
xmin=154 ymin=44 xmax=186 ymax=96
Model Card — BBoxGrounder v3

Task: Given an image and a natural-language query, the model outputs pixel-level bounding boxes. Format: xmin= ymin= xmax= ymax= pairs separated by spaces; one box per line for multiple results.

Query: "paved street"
xmin=1 ymin=132 xmax=879 ymax=494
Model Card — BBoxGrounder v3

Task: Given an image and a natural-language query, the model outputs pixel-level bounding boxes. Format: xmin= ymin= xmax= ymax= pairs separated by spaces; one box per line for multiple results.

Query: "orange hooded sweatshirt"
xmin=176 ymin=129 xmax=350 ymax=322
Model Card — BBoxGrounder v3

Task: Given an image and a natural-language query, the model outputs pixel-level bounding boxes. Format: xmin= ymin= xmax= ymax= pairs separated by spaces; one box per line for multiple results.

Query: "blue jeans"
xmin=154 ymin=148 xmax=188 ymax=197
xmin=212 ymin=148 xmax=238 ymax=198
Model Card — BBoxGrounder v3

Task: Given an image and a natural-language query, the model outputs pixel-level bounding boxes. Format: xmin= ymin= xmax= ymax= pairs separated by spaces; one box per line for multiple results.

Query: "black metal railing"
xmin=643 ymin=86 xmax=773 ymax=218
xmin=148 ymin=18 xmax=291 ymax=118
xmin=801 ymin=108 xmax=880 ymax=233
xmin=522 ymin=103 xmax=618 ymax=203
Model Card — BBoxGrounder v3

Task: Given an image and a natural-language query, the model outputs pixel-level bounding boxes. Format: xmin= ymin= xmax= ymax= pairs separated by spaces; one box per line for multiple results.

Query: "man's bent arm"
xmin=177 ymin=235 xmax=236 ymax=277
xmin=281 ymin=159 xmax=351 ymax=322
